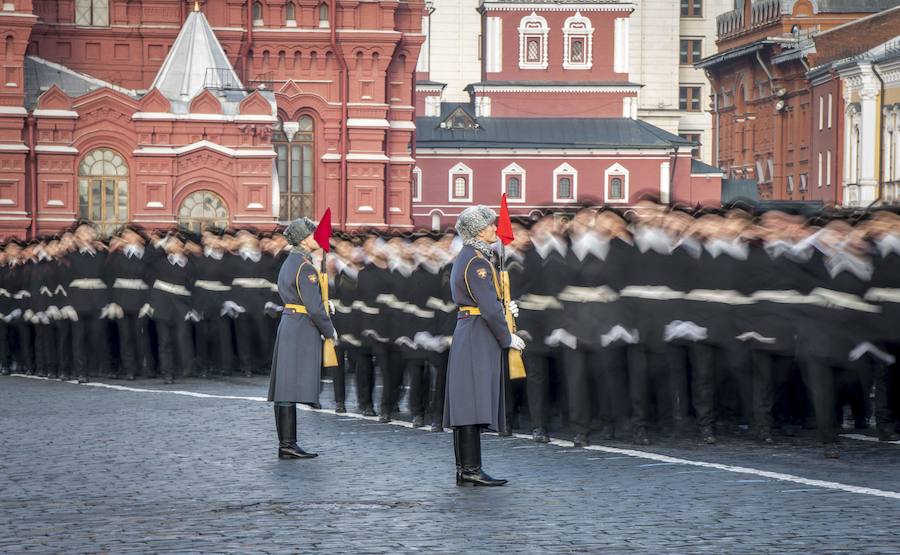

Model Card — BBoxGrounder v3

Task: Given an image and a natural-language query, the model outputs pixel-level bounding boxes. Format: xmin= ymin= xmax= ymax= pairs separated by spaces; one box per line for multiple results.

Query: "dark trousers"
xmin=562 ymin=347 xmax=630 ymax=435
xmin=13 ymin=321 xmax=34 ymax=373
xmin=0 ymin=321 xmax=10 ymax=369
xmin=54 ymin=319 xmax=73 ymax=378
xmin=525 ymin=353 xmax=551 ymax=430
xmin=666 ymin=342 xmax=716 ymax=429
xmin=407 ymin=359 xmax=431 ymax=418
xmin=72 ymin=315 xmax=109 ymax=378
xmin=351 ymin=348 xmax=376 ymax=410
xmin=377 ymin=346 xmax=402 ymax=414
xmin=34 ymin=323 xmax=57 ymax=377
xmin=801 ymin=357 xmax=838 ymax=444
xmin=234 ymin=314 xmax=271 ymax=374
xmin=331 ymin=347 xmax=347 ymax=404
xmin=197 ymin=316 xmax=235 ymax=374
xmin=156 ymin=319 xmax=195 ymax=378
xmin=116 ymin=314 xmax=153 ymax=378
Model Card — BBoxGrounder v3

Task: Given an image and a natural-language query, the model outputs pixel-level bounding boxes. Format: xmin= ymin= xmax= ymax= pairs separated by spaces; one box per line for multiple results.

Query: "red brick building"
xmin=412 ymin=1 xmax=721 ymax=230
xmin=697 ymin=0 xmax=895 ymax=203
xmin=0 ymin=0 xmax=424 ymax=238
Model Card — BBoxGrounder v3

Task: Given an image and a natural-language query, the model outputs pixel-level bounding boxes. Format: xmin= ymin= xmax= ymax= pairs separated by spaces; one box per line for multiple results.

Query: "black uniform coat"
xmin=268 ymin=250 xmax=336 ymax=404
xmin=443 ymin=245 xmax=512 ymax=432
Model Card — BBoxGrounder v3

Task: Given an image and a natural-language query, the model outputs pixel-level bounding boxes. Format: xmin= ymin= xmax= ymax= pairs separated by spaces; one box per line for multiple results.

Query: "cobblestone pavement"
xmin=2 ymin=374 xmax=899 ymax=554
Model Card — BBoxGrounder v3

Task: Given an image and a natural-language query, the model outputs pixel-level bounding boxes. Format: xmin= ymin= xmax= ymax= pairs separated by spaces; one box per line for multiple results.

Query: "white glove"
xmin=138 ymin=304 xmax=154 ymax=319
xmin=47 ymin=306 xmax=62 ymax=320
xmin=62 ymin=306 xmax=78 ymax=322
xmin=328 ymin=300 xmax=336 ymax=315
xmin=185 ymin=309 xmax=202 ymax=322
xmin=37 ymin=312 xmax=50 ymax=325
xmin=6 ymin=308 xmax=22 ymax=322
xmin=508 ymin=334 xmax=526 ymax=351
xmin=110 ymin=303 xmax=124 ymax=320
xmin=332 ymin=329 xmax=339 ymax=345
xmin=24 ymin=309 xmax=34 ymax=322
xmin=100 ymin=304 xmax=111 ymax=319
xmin=516 ymin=330 xmax=533 ymax=342
xmin=221 ymin=300 xmax=246 ymax=318
xmin=508 ymin=300 xmax=519 ymax=318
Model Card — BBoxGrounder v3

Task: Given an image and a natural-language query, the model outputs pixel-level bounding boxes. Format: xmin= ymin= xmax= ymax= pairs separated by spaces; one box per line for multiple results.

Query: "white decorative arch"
xmin=563 ymin=11 xmax=594 ymax=70
xmin=518 ymin=12 xmax=549 ymax=70
xmin=448 ymin=162 xmax=473 ymax=203
xmin=553 ymin=162 xmax=578 ymax=204
xmin=428 ymin=209 xmax=444 ymax=232
xmin=604 ymin=162 xmax=630 ymax=204
xmin=501 ymin=162 xmax=526 ymax=203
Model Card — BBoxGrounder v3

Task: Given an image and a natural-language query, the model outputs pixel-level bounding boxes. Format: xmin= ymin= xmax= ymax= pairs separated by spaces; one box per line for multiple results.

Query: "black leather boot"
xmin=457 ymin=425 xmax=506 ymax=487
xmin=276 ymin=404 xmax=317 ymax=459
xmin=453 ymin=427 xmax=462 ymax=485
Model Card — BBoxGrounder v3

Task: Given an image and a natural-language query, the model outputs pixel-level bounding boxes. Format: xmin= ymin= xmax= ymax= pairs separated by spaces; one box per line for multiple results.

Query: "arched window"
xmin=252 ymin=1 xmax=263 ymax=25
xmin=562 ymin=11 xmax=593 ymax=69
xmin=178 ymin=191 xmax=229 ymax=233
xmin=518 ymin=13 xmax=548 ymax=69
xmin=448 ymin=162 xmax=473 ymax=202
xmin=553 ymin=163 xmax=577 ymax=203
xmin=78 ymin=148 xmax=128 ymax=235
xmin=273 ymin=115 xmax=315 ymax=221
xmin=318 ymin=3 xmax=330 ymax=28
xmin=285 ymin=2 xmax=296 ymax=23
xmin=75 ymin=0 xmax=109 ymax=27
xmin=501 ymin=162 xmax=526 ymax=203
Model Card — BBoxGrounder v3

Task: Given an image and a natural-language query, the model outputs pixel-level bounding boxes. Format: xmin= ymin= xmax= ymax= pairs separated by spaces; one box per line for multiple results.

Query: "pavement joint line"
xmin=8 ymin=373 xmax=900 ymax=501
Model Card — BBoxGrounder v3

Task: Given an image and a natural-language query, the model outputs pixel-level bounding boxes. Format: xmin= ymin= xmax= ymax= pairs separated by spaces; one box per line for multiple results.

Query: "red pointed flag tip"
xmin=497 ymin=194 xmax=515 ymax=246
xmin=314 ymin=207 xmax=332 ymax=252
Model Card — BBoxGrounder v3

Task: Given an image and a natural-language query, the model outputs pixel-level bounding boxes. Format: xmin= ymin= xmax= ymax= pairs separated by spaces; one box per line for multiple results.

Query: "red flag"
xmin=313 ymin=208 xmax=332 ymax=252
xmin=497 ymin=194 xmax=515 ymax=246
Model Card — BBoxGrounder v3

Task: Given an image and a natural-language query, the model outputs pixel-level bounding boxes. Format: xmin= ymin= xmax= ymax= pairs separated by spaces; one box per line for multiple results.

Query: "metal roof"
xmin=23 ymin=55 xmax=139 ymax=109
xmin=815 ymin=0 xmax=900 ymax=13
xmin=416 ymin=117 xmax=692 ymax=150
xmin=695 ymin=41 xmax=773 ymax=70
xmin=691 ymin=159 xmax=724 ymax=175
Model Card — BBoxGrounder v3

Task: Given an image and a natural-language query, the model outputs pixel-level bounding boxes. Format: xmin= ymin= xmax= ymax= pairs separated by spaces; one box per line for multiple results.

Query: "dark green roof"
xmin=691 ymin=159 xmax=724 ymax=174
xmin=415 ymin=117 xmax=692 ymax=150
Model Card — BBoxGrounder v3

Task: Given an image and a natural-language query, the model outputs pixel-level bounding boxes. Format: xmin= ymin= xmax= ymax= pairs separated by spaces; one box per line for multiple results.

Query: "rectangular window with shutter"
xmin=679 ymin=39 xmax=702 ymax=65
xmin=679 ymin=86 xmax=702 ymax=112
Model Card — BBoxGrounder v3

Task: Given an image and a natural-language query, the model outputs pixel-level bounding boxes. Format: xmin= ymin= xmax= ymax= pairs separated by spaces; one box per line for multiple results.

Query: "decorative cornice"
xmin=482 ymin=2 xmax=634 ymax=12
xmin=469 ymin=84 xmax=639 ymax=93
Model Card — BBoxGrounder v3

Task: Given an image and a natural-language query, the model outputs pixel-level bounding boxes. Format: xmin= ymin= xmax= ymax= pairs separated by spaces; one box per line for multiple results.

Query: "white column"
xmin=858 ymin=64 xmax=880 ymax=205
xmin=660 ymin=161 xmax=671 ymax=204
xmin=485 ymin=17 xmax=502 ymax=73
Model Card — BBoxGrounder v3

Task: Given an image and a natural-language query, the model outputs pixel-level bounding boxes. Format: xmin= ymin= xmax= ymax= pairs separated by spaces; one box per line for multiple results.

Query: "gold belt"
xmin=459 ymin=306 xmax=481 ymax=316
xmin=284 ymin=303 xmax=308 ymax=314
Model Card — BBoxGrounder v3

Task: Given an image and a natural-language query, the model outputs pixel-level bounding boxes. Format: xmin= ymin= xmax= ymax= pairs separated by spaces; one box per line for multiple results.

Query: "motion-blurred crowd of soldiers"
xmin=2 ymin=201 xmax=900 ymax=458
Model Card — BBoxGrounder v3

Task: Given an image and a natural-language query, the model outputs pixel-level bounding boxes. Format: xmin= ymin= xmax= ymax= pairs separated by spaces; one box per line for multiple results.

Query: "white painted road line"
xmin=7 ymin=374 xmax=900 ymax=501
xmin=841 ymin=433 xmax=900 ymax=445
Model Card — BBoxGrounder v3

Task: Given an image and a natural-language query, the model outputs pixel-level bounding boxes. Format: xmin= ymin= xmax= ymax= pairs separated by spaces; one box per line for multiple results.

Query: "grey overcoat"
xmin=268 ymin=251 xmax=336 ymax=404
xmin=443 ymin=245 xmax=513 ymax=432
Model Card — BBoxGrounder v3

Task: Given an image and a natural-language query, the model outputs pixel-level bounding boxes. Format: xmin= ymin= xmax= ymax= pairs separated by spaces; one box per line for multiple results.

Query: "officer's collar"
xmin=826 ymin=250 xmax=873 ymax=281
xmin=124 ymin=244 xmax=145 ymax=259
xmin=570 ymin=231 xmax=609 ymax=262
xmin=35 ymin=248 xmax=51 ymax=262
xmin=239 ymin=246 xmax=261 ymax=262
xmin=167 ymin=253 xmax=187 ymax=267
xmin=634 ymin=226 xmax=675 ymax=255
xmin=532 ymin=234 xmax=567 ymax=259
xmin=672 ymin=235 xmax=703 ymax=259
xmin=465 ymin=238 xmax=496 ymax=260
xmin=389 ymin=258 xmax=415 ymax=277
xmin=78 ymin=244 xmax=97 ymax=256
xmin=203 ymin=246 xmax=224 ymax=260
xmin=876 ymin=234 xmax=900 ymax=258
xmin=705 ymin=237 xmax=748 ymax=260
xmin=764 ymin=239 xmax=813 ymax=262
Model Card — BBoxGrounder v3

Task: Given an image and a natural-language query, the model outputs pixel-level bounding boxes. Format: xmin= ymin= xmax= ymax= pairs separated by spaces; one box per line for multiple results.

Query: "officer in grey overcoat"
xmin=267 ymin=217 xmax=337 ymax=459
xmin=444 ymin=206 xmax=526 ymax=486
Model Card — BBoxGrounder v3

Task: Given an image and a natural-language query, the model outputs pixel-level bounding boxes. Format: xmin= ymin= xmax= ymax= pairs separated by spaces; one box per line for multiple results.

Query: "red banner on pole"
xmin=497 ymin=194 xmax=515 ymax=246
xmin=314 ymin=207 xmax=332 ymax=252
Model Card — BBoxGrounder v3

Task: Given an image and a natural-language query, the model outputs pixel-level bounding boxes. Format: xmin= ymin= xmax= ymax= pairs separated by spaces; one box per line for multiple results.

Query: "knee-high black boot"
xmin=275 ymin=404 xmax=317 ymax=459
xmin=452 ymin=427 xmax=462 ymax=484
xmin=457 ymin=425 xmax=506 ymax=487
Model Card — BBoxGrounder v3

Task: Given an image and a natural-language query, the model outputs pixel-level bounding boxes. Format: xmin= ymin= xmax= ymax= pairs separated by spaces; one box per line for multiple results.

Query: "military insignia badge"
xmin=307 ymin=274 xmax=318 ymax=283
xmin=476 ymin=268 xmax=488 ymax=279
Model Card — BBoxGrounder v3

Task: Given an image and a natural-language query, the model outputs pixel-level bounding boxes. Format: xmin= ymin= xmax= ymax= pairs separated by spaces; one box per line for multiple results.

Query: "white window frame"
xmin=562 ymin=11 xmax=593 ymax=70
xmin=604 ymin=162 xmax=630 ymax=204
xmin=818 ymin=96 xmax=824 ymax=131
xmin=826 ymin=150 xmax=832 ymax=187
xmin=501 ymin=163 xmax=526 ymax=203
xmin=448 ymin=162 xmax=473 ymax=203
xmin=253 ymin=1 xmax=264 ymax=26
xmin=75 ymin=0 xmax=109 ymax=27
xmin=518 ymin=12 xmax=549 ymax=70
xmin=827 ymin=93 xmax=833 ymax=129
xmin=818 ymin=152 xmax=823 ymax=188
xmin=552 ymin=163 xmax=578 ymax=204
xmin=412 ymin=167 xmax=422 ymax=202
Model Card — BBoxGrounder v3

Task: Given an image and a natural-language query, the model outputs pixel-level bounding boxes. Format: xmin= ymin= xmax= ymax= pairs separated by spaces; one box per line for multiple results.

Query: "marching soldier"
xmin=65 ymin=223 xmax=111 ymax=383
xmin=445 ymin=205 xmax=525 ymax=487
xmin=267 ymin=217 xmax=336 ymax=459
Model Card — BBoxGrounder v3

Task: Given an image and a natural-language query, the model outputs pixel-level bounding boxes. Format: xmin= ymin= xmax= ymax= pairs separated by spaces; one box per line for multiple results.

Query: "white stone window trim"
xmin=552 ymin=162 xmax=578 ymax=204
xmin=501 ymin=163 xmax=526 ymax=203
xmin=448 ymin=162 xmax=474 ymax=203
xmin=604 ymin=162 xmax=629 ymax=204
xmin=562 ymin=11 xmax=593 ymax=70
xmin=518 ymin=12 xmax=549 ymax=70
xmin=412 ymin=166 xmax=422 ymax=202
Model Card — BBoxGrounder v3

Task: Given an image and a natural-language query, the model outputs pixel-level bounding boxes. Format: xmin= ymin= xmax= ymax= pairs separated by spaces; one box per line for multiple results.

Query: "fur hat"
xmin=284 ymin=217 xmax=317 ymax=246
xmin=455 ymin=205 xmax=497 ymax=241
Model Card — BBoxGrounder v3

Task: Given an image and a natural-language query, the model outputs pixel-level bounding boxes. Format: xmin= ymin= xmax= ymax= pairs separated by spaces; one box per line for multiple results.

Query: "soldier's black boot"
xmin=457 ymin=425 xmax=506 ymax=487
xmin=453 ymin=427 xmax=463 ymax=485
xmin=276 ymin=404 xmax=317 ymax=459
